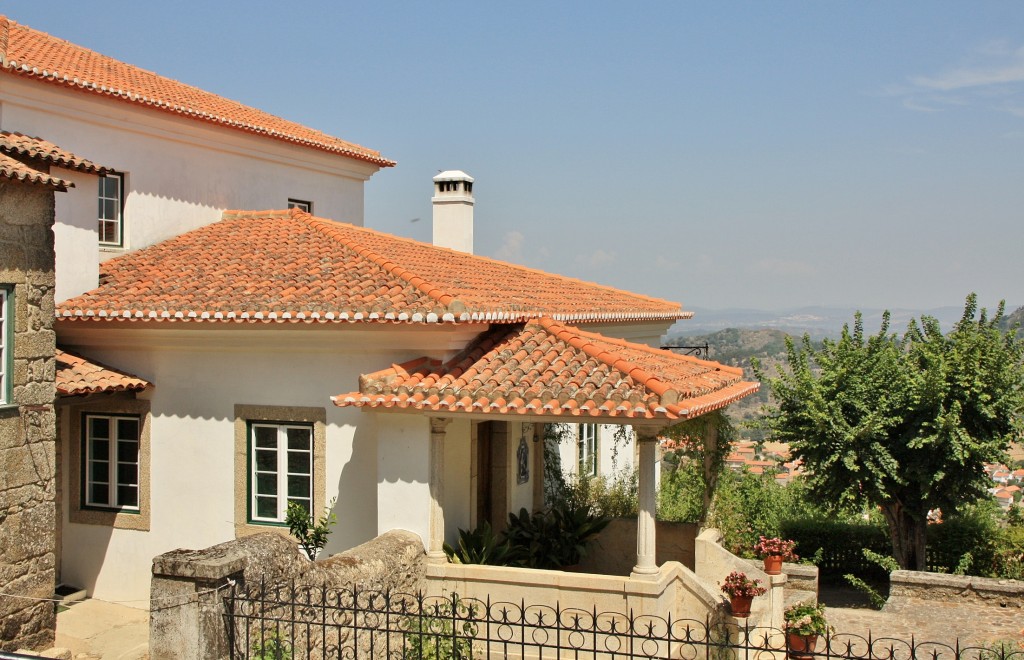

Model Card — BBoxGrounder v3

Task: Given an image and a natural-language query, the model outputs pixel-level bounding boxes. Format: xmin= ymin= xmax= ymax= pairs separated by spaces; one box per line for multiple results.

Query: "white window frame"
xmin=83 ymin=414 xmax=141 ymax=511
xmin=287 ymin=199 xmax=312 ymax=213
xmin=98 ymin=172 xmax=125 ymax=246
xmin=249 ymin=422 xmax=313 ymax=524
xmin=0 ymin=287 xmax=10 ymax=404
xmin=578 ymin=423 xmax=598 ymax=477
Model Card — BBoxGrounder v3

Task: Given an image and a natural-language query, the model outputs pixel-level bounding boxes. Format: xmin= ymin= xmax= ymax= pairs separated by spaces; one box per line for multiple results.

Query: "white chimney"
xmin=432 ymin=170 xmax=474 ymax=254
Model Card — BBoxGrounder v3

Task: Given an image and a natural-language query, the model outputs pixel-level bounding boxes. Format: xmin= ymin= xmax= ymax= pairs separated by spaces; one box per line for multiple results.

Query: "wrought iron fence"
xmin=224 ymin=580 xmax=1024 ymax=660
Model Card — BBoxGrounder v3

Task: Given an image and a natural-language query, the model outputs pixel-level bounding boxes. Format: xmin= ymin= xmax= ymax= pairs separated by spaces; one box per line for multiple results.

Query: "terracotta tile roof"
xmin=57 ymin=209 xmax=688 ymax=324
xmin=0 ymin=130 xmax=108 ymax=173
xmin=56 ymin=348 xmax=151 ymax=396
xmin=0 ymin=16 xmax=394 ymax=168
xmin=333 ymin=318 xmax=759 ymax=420
xmin=0 ymin=151 xmax=71 ymax=189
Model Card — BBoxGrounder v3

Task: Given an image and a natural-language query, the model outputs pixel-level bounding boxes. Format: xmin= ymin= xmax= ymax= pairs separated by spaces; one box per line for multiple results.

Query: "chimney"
xmin=432 ymin=170 xmax=474 ymax=253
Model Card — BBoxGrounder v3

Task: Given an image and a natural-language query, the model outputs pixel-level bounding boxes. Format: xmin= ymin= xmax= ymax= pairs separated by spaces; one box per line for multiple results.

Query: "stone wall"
xmin=0 ymin=180 xmax=58 ymax=651
xmin=887 ymin=570 xmax=1023 ymax=609
xmin=150 ymin=530 xmax=426 ymax=660
xmin=579 ymin=518 xmax=698 ymax=575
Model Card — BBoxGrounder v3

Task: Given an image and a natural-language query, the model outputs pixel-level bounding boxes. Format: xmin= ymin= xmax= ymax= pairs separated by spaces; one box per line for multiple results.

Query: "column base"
xmin=630 ymin=565 xmax=660 ymax=580
xmin=426 ymin=551 xmax=448 ymax=564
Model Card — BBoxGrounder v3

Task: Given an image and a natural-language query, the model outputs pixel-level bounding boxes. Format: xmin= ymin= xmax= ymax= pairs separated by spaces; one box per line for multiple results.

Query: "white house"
xmin=0 ymin=14 xmax=393 ymax=303
xmin=2 ymin=15 xmax=761 ymax=614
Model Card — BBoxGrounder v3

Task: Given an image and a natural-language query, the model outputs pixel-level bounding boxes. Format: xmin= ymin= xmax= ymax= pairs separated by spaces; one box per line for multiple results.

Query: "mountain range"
xmin=670 ymin=304 xmax=1023 ymax=339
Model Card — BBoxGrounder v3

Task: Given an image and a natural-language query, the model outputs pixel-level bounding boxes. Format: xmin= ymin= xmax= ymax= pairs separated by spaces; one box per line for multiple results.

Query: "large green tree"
xmin=756 ymin=295 xmax=1024 ymax=570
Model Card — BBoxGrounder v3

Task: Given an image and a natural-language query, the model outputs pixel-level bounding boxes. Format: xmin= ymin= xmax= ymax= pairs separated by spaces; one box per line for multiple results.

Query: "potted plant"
xmin=753 ymin=536 xmax=798 ymax=575
xmin=784 ymin=601 xmax=831 ymax=659
xmin=719 ymin=571 xmax=766 ymax=618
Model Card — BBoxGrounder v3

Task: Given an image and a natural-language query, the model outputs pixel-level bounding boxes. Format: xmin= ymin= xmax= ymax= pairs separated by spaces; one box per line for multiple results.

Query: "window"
xmin=0 ymin=286 xmax=10 ymax=404
xmin=98 ymin=172 xmax=124 ymax=245
xmin=578 ymin=424 xmax=598 ymax=477
xmin=287 ymin=199 xmax=312 ymax=213
xmin=249 ymin=422 xmax=313 ymax=523
xmin=83 ymin=414 xmax=140 ymax=511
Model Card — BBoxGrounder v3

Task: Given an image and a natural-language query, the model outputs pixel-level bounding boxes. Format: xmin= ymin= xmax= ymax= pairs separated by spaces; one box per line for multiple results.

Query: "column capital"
xmin=631 ymin=423 xmax=663 ymax=441
xmin=429 ymin=417 xmax=452 ymax=435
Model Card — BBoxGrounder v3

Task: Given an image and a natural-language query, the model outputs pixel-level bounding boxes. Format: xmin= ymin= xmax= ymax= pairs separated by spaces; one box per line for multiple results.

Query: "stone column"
xmin=631 ymin=426 xmax=660 ymax=578
xmin=427 ymin=417 xmax=451 ymax=562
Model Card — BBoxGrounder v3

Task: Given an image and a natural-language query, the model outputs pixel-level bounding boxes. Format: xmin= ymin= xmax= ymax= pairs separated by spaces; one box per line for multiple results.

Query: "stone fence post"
xmin=150 ymin=549 xmax=247 ymax=660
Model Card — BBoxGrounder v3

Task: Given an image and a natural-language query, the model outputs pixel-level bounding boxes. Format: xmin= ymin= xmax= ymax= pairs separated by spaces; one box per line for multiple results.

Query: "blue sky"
xmin=10 ymin=2 xmax=1024 ymax=312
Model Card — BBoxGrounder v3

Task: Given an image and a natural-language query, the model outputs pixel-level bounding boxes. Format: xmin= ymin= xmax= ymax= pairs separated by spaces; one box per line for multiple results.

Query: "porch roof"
xmin=0 ymin=151 xmax=72 ymax=190
xmin=56 ymin=348 xmax=152 ymax=396
xmin=0 ymin=130 xmax=109 ymax=174
xmin=332 ymin=318 xmax=758 ymax=421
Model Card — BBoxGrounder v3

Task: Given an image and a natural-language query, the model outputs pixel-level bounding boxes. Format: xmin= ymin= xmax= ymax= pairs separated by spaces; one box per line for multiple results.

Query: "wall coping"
xmin=890 ymin=570 xmax=1024 ymax=600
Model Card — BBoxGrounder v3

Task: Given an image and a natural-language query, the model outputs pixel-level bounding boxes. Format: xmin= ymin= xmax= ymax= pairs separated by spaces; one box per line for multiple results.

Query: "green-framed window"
xmin=83 ymin=414 xmax=141 ymax=511
xmin=0 ymin=286 xmax=11 ymax=404
xmin=248 ymin=422 xmax=313 ymax=524
xmin=578 ymin=423 xmax=598 ymax=477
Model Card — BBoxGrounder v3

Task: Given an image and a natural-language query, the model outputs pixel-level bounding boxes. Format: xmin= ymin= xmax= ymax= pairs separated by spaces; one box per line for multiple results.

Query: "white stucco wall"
xmin=0 ymin=78 xmax=383 ymax=302
xmin=56 ymin=323 xmax=476 ymax=606
xmin=554 ymin=423 xmax=636 ymax=480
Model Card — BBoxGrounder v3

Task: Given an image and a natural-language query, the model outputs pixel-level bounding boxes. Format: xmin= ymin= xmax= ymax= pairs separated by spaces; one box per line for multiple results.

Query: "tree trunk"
xmin=881 ymin=501 xmax=928 ymax=570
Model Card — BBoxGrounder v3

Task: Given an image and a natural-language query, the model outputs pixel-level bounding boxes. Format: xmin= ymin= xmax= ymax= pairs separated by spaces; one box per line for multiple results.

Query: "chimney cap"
xmin=433 ymin=170 xmax=474 ymax=183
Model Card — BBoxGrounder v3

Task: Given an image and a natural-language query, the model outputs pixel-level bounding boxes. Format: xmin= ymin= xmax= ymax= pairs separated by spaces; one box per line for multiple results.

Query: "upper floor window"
xmin=98 ymin=173 xmax=124 ymax=246
xmin=578 ymin=424 xmax=598 ymax=477
xmin=0 ymin=287 xmax=10 ymax=404
xmin=287 ymin=199 xmax=312 ymax=213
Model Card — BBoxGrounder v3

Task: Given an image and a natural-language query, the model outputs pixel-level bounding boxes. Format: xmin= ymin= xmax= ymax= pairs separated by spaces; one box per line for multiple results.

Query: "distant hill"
xmin=672 ymin=304 xmax=1021 ymax=339
xmin=1002 ymin=306 xmax=1024 ymax=336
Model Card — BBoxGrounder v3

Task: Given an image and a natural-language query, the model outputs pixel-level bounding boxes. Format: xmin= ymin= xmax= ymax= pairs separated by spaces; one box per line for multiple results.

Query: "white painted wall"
xmin=377 ymin=414 xmax=430 ymax=544
xmin=0 ymin=77 xmax=382 ymax=302
xmin=554 ymin=423 xmax=637 ymax=481
xmin=57 ymin=324 xmax=450 ymax=606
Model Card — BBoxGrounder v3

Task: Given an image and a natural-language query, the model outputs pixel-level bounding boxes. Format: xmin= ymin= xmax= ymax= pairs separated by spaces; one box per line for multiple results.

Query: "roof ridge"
xmin=303 ymin=216 xmax=463 ymax=313
xmin=0 ymin=16 xmax=394 ymax=167
xmin=302 ymin=216 xmax=682 ymax=316
xmin=543 ymin=317 xmax=744 ymax=378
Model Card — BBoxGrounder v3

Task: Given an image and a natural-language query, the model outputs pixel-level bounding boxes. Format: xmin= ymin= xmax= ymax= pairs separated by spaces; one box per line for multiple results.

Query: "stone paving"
xmin=826 ymin=599 xmax=1024 ymax=652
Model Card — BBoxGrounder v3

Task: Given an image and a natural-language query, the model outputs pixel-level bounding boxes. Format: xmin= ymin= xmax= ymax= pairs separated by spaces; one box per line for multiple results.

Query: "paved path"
xmin=826 ymin=598 xmax=1024 ymax=651
xmin=55 ymin=599 xmax=149 ymax=660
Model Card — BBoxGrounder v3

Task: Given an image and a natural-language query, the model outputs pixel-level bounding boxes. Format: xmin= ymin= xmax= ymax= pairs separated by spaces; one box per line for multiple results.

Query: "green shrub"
xmin=503 ymin=503 xmax=610 ymax=569
xmin=993 ymin=526 xmax=1024 ymax=579
xmin=403 ymin=595 xmax=477 ymax=660
xmin=927 ymin=502 xmax=999 ymax=574
xmin=781 ymin=519 xmax=890 ymax=578
xmin=285 ymin=498 xmax=337 ymax=561
xmin=252 ymin=629 xmax=291 ymax=660
xmin=558 ymin=469 xmax=638 ymax=518
xmin=443 ymin=521 xmax=517 ymax=566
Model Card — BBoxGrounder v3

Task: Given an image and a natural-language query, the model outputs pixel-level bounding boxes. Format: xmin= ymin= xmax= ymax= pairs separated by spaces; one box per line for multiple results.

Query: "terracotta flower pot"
xmin=786 ymin=632 xmax=818 ymax=660
xmin=729 ymin=594 xmax=753 ymax=617
xmin=763 ymin=554 xmax=784 ymax=575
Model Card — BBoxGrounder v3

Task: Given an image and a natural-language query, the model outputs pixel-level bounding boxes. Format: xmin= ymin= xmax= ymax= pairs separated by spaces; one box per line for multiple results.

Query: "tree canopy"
xmin=755 ymin=294 xmax=1024 ymax=569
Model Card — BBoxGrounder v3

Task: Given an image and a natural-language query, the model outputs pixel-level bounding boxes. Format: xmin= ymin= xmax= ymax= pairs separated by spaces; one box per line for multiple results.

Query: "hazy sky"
xmin=9 ymin=2 xmax=1024 ymax=312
